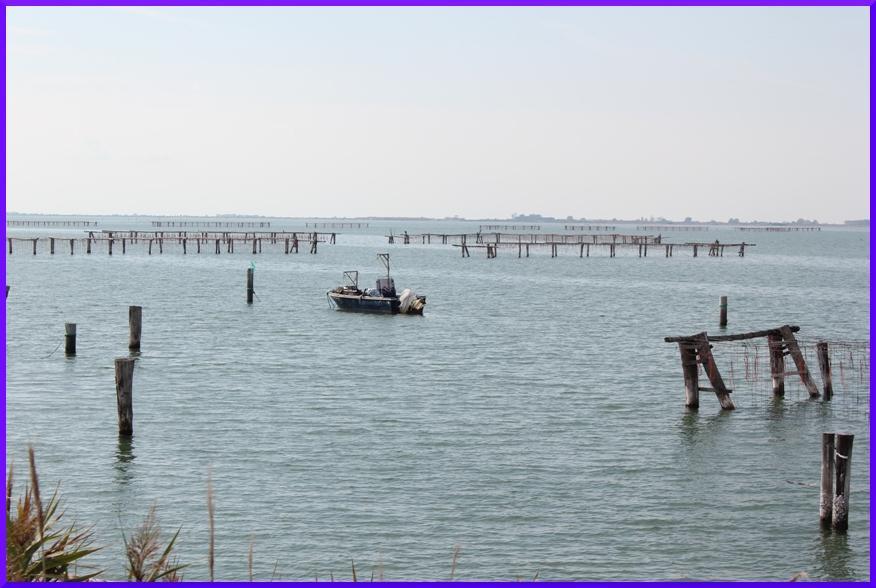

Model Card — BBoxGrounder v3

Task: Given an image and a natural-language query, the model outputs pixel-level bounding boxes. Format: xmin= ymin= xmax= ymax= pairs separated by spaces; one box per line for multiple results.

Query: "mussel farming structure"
xmin=6 ymin=230 xmax=338 ymax=255
xmin=386 ymin=231 xmax=752 ymax=259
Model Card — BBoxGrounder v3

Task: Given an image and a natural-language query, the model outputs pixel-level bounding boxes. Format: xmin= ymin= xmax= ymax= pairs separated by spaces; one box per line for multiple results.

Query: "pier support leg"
xmin=694 ymin=334 xmax=735 ymax=410
xmin=719 ymin=296 xmax=728 ymax=328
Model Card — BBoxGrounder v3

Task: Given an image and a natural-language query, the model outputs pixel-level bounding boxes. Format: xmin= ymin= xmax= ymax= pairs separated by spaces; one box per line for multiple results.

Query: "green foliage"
xmin=5 ymin=451 xmax=102 ymax=582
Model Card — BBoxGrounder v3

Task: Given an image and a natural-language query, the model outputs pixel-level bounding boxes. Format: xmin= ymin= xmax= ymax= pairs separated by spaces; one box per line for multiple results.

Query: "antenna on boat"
xmin=377 ymin=253 xmax=390 ymax=278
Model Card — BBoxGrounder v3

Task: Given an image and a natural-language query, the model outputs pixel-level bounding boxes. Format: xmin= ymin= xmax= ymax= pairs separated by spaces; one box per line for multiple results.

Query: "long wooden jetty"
xmin=387 ymin=232 xmax=661 ymax=245
xmin=453 ymin=240 xmax=751 ymax=258
xmin=563 ymin=225 xmax=617 ymax=231
xmin=636 ymin=225 xmax=708 ymax=231
xmin=479 ymin=224 xmax=541 ymax=231
xmin=151 ymin=220 xmax=271 ymax=228
xmin=305 ymin=222 xmax=369 ymax=228
xmin=735 ymin=226 xmax=821 ymax=232
xmin=7 ymin=219 xmax=98 ymax=227
xmin=6 ymin=230 xmax=338 ymax=255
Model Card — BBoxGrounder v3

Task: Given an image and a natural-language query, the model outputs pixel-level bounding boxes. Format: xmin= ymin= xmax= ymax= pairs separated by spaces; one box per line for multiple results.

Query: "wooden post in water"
xmin=87 ymin=236 xmax=92 ymax=254
xmin=820 ymin=433 xmax=835 ymax=527
xmin=780 ymin=325 xmax=819 ymax=398
xmin=50 ymin=238 xmax=55 ymax=255
xmin=182 ymin=238 xmax=187 ymax=254
xmin=816 ymin=342 xmax=833 ymax=401
xmin=108 ymin=238 xmax=113 ymax=255
xmin=70 ymin=239 xmax=75 ymax=255
xmin=252 ymin=238 xmax=257 ymax=254
xmin=679 ymin=342 xmax=699 ymax=408
xmin=128 ymin=305 xmax=142 ymax=350
xmin=64 ymin=323 xmax=77 ymax=356
xmin=719 ymin=296 xmax=728 ymax=328
xmin=114 ymin=357 xmax=135 ymax=436
xmin=246 ymin=268 xmax=254 ymax=304
xmin=122 ymin=238 xmax=126 ymax=254
xmin=832 ymin=433 xmax=854 ymax=531
xmin=767 ymin=333 xmax=785 ymax=396
xmin=32 ymin=239 xmax=38 ymax=255
xmin=285 ymin=238 xmax=290 ymax=254
xmin=7 ymin=238 xmax=11 ymax=254
xmin=148 ymin=239 xmax=153 ymax=255
xmin=693 ymin=334 xmax=735 ymax=410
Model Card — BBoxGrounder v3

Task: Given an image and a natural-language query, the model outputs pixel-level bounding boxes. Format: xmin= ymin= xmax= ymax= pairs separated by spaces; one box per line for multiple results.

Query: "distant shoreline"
xmin=4 ymin=212 xmax=869 ymax=228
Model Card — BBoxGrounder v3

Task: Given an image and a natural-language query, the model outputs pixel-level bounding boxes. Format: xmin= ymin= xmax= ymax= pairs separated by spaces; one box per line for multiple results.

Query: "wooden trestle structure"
xmin=7 ymin=230 xmax=337 ymax=256
xmin=386 ymin=231 xmax=752 ymax=259
xmin=665 ymin=325 xmax=820 ymax=410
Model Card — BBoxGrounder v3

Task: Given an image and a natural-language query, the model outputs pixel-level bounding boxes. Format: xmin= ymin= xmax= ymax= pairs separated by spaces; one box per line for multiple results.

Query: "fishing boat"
xmin=327 ymin=253 xmax=426 ymax=315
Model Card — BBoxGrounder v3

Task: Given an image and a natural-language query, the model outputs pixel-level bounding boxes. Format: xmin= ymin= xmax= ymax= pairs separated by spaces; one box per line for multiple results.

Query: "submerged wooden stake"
xmin=128 ymin=305 xmax=142 ymax=350
xmin=246 ymin=268 xmax=254 ymax=304
xmin=719 ymin=296 xmax=728 ymax=328
xmin=767 ymin=333 xmax=785 ymax=396
xmin=816 ymin=341 xmax=833 ymax=401
xmin=832 ymin=433 xmax=854 ymax=531
xmin=679 ymin=342 xmax=699 ymax=408
xmin=114 ymin=357 xmax=135 ymax=436
xmin=64 ymin=323 xmax=77 ymax=356
xmin=820 ymin=433 xmax=834 ymax=527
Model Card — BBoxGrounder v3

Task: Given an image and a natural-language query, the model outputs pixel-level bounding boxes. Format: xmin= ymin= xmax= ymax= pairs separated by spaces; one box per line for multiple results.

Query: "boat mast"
xmin=378 ymin=253 xmax=390 ymax=279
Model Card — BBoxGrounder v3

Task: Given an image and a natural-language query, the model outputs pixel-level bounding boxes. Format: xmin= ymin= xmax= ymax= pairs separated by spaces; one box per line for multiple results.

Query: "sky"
xmin=5 ymin=7 xmax=870 ymax=222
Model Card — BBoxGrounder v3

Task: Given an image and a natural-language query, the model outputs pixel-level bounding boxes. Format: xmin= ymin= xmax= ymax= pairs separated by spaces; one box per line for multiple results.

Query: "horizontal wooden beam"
xmin=665 ymin=325 xmax=799 ymax=343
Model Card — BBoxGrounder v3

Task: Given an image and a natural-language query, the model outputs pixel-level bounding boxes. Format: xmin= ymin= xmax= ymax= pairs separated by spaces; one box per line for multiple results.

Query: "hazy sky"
xmin=6 ymin=7 xmax=870 ymax=222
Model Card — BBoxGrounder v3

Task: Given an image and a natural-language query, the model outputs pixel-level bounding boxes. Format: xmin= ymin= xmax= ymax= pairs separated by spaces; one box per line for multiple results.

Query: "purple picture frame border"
xmin=1 ymin=1 xmax=872 ymax=585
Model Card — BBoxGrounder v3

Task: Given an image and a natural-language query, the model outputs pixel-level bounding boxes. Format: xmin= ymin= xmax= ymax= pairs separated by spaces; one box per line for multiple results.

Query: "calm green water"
xmin=4 ymin=217 xmax=870 ymax=580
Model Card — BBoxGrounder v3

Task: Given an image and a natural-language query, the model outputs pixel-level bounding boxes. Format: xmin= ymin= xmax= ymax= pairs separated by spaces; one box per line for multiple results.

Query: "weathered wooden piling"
xmin=780 ymin=325 xmax=819 ymax=398
xmin=114 ymin=357 xmax=135 ymax=436
xmin=246 ymin=268 xmax=254 ymax=304
xmin=108 ymin=238 xmax=113 ymax=255
xmin=50 ymin=238 xmax=55 ymax=254
xmin=719 ymin=296 xmax=728 ymax=328
xmin=767 ymin=332 xmax=785 ymax=396
xmin=32 ymin=238 xmax=37 ymax=255
xmin=148 ymin=239 xmax=153 ymax=255
xmin=832 ymin=433 xmax=854 ymax=531
xmin=64 ymin=323 xmax=77 ymax=356
xmin=679 ymin=342 xmax=699 ymax=408
xmin=816 ymin=341 xmax=833 ymax=401
xmin=128 ymin=305 xmax=142 ymax=350
xmin=70 ymin=239 xmax=75 ymax=255
xmin=122 ymin=238 xmax=126 ymax=254
xmin=820 ymin=433 xmax=835 ymax=527
xmin=7 ymin=238 xmax=12 ymax=254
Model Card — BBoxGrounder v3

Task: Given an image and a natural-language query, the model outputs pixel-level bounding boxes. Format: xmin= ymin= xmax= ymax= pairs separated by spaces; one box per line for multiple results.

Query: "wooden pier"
xmin=735 ymin=226 xmax=821 ymax=232
xmin=563 ymin=225 xmax=617 ymax=231
xmin=478 ymin=224 xmax=541 ymax=231
xmin=6 ymin=230 xmax=338 ymax=256
xmin=151 ymin=220 xmax=271 ymax=228
xmin=453 ymin=240 xmax=751 ymax=258
xmin=387 ymin=231 xmax=661 ymax=246
xmin=7 ymin=219 xmax=98 ymax=227
xmin=636 ymin=225 xmax=708 ymax=231
xmin=305 ymin=222 xmax=369 ymax=228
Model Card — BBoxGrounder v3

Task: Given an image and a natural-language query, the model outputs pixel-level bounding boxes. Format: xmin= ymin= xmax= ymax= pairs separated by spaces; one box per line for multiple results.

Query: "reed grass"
xmin=122 ymin=504 xmax=186 ymax=581
xmin=5 ymin=447 xmax=101 ymax=582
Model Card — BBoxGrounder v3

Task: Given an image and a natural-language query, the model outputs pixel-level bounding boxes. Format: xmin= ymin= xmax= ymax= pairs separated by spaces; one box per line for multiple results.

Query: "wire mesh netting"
xmin=720 ymin=339 xmax=870 ymax=418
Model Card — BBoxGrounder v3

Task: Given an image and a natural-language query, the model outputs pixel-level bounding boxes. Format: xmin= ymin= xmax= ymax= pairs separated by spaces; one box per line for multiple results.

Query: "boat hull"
xmin=329 ymin=293 xmax=401 ymax=314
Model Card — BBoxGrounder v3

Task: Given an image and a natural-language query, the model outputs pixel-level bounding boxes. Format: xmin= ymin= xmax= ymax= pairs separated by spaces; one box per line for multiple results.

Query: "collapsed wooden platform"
xmin=665 ymin=325 xmax=821 ymax=410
